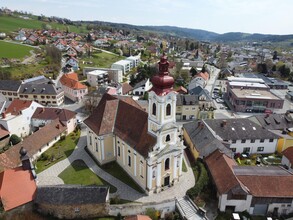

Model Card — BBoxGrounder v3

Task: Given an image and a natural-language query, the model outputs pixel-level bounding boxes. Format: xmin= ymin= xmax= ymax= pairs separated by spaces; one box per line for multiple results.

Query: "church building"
xmin=84 ymin=54 xmax=185 ymax=194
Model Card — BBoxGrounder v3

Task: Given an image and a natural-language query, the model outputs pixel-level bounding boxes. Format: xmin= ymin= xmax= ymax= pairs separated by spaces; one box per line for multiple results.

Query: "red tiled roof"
xmin=205 ymin=150 xmax=241 ymax=194
xmin=125 ymin=215 xmax=152 ymax=220
xmin=0 ymin=119 xmax=66 ymax=170
xmin=0 ymin=125 xmax=9 ymax=139
xmin=175 ymin=86 xmax=187 ymax=94
xmin=122 ymin=83 xmax=133 ymax=95
xmin=0 ymin=167 xmax=36 ymax=211
xmin=84 ymin=94 xmax=156 ymax=157
xmin=60 ymin=73 xmax=87 ymax=90
xmin=32 ymin=107 xmax=76 ymax=122
xmin=237 ymin=175 xmax=293 ymax=197
xmin=196 ymin=72 xmax=209 ymax=81
xmin=282 ymin=146 xmax=293 ymax=164
xmin=5 ymin=100 xmax=32 ymax=115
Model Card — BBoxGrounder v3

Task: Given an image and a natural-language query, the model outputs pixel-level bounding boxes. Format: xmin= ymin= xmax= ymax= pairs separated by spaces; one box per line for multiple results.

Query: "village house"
xmin=31 ymin=107 xmax=76 ymax=134
xmin=19 ymin=76 xmax=64 ymax=106
xmin=86 ymin=70 xmax=109 ymax=87
xmin=132 ymin=79 xmax=152 ymax=97
xmin=84 ymin=55 xmax=185 ymax=194
xmin=0 ymin=99 xmax=43 ymax=138
xmin=111 ymin=60 xmax=132 ymax=75
xmin=83 ymin=67 xmax=123 ymax=83
xmin=176 ymin=94 xmax=199 ymax=121
xmin=183 ymin=118 xmax=280 ymax=156
xmin=281 ymin=147 xmax=293 ymax=172
xmin=205 ymin=149 xmax=293 ymax=217
xmin=60 ymin=72 xmax=88 ymax=102
xmin=0 ymin=80 xmax=22 ymax=101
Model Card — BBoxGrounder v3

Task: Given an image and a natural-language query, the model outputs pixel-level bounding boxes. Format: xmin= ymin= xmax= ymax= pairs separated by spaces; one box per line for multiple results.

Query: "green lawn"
xmin=35 ymin=130 xmax=80 ymax=173
xmin=101 ymin=162 xmax=145 ymax=193
xmin=58 ymin=160 xmax=117 ymax=193
xmin=79 ymin=51 xmax=123 ymax=70
xmin=0 ymin=15 xmax=85 ymax=33
xmin=0 ymin=41 xmax=32 ymax=58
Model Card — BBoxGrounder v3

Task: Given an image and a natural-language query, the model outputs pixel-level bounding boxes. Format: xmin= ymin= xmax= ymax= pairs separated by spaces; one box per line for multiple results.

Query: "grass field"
xmin=0 ymin=15 xmax=86 ymax=34
xmin=35 ymin=130 xmax=80 ymax=173
xmin=0 ymin=40 xmax=33 ymax=58
xmin=79 ymin=51 xmax=123 ymax=70
xmin=59 ymin=160 xmax=117 ymax=193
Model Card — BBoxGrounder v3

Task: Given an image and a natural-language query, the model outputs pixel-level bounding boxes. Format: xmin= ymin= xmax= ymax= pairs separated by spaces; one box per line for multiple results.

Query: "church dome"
xmin=151 ymin=54 xmax=174 ymax=96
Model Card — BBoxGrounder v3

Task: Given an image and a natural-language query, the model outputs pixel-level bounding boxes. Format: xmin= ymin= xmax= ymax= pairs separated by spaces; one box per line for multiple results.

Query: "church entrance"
xmin=164 ymin=176 xmax=170 ymax=186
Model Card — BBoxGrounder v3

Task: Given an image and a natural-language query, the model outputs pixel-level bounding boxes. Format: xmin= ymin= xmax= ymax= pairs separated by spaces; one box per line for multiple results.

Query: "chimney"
xmin=265 ymin=113 xmax=270 ymax=118
xmin=221 ymin=120 xmax=227 ymax=127
xmin=56 ymin=124 xmax=60 ymax=129
xmin=19 ymin=147 xmax=31 ymax=171
xmin=1 ymin=112 xmax=6 ymax=119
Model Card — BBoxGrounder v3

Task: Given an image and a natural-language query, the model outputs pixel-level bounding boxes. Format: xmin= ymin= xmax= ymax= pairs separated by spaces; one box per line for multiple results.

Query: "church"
xmin=84 ymin=55 xmax=185 ymax=194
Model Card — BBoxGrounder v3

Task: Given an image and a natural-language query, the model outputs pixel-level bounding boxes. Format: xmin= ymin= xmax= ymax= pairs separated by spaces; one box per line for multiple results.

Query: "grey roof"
xmin=133 ymin=79 xmax=147 ymax=90
xmin=183 ymin=120 xmax=232 ymax=158
xmin=189 ymin=86 xmax=212 ymax=102
xmin=249 ymin=113 xmax=293 ymax=131
xmin=233 ymin=166 xmax=291 ymax=176
xmin=19 ymin=82 xmax=63 ymax=95
xmin=221 ymin=68 xmax=233 ymax=75
xmin=35 ymin=185 xmax=109 ymax=205
xmin=176 ymin=94 xmax=198 ymax=106
xmin=203 ymin=118 xmax=280 ymax=141
xmin=0 ymin=80 xmax=22 ymax=91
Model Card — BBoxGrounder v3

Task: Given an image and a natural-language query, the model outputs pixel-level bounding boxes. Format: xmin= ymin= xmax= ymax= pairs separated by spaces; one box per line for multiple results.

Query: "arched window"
xmin=166 ymin=103 xmax=171 ymax=116
xmin=165 ymin=158 xmax=170 ymax=170
xmin=152 ymin=103 xmax=156 ymax=116
xmin=166 ymin=134 xmax=170 ymax=142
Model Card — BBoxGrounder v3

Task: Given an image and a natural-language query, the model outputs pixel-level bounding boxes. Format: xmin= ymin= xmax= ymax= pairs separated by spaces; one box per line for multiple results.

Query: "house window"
xmin=152 ymin=169 xmax=156 ymax=178
xmin=269 ymin=139 xmax=274 ymax=142
xmin=118 ymin=146 xmax=120 ymax=156
xmin=232 ymin=140 xmax=236 ymax=144
xmin=96 ymin=142 xmax=98 ymax=152
xmin=166 ymin=135 xmax=170 ymax=142
xmin=139 ymin=161 xmax=144 ymax=178
xmin=241 ymin=139 xmax=246 ymax=143
xmin=89 ymin=136 xmax=92 ymax=145
xmin=152 ymin=103 xmax=156 ymax=116
xmin=251 ymin=139 xmax=255 ymax=143
xmin=243 ymin=147 xmax=250 ymax=153
xmin=166 ymin=104 xmax=171 ymax=116
xmin=128 ymin=155 xmax=131 ymax=167
xmin=257 ymin=147 xmax=264 ymax=152
xmin=165 ymin=158 xmax=170 ymax=170
xmin=231 ymin=148 xmax=236 ymax=152
xmin=260 ymin=139 xmax=264 ymax=143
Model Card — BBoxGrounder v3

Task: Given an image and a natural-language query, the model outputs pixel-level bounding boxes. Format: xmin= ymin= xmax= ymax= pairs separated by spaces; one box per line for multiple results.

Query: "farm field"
xmin=0 ymin=40 xmax=32 ymax=58
xmin=0 ymin=15 xmax=85 ymax=34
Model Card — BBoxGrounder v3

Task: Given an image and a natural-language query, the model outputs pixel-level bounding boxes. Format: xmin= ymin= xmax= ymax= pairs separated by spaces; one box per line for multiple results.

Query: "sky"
xmin=2 ymin=0 xmax=293 ymax=35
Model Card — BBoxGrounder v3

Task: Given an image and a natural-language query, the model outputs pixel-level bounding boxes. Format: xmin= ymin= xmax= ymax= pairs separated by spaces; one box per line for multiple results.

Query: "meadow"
xmin=0 ymin=40 xmax=32 ymax=58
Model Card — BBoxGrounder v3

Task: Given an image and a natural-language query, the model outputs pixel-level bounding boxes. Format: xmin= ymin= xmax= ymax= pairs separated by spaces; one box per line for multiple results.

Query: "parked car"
xmin=216 ymin=98 xmax=224 ymax=103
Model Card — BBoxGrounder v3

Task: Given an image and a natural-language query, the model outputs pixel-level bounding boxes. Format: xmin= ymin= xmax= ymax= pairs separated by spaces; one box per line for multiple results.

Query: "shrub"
xmin=9 ymin=134 xmax=21 ymax=145
xmin=145 ymin=208 xmax=159 ymax=220
xmin=187 ymin=161 xmax=209 ymax=199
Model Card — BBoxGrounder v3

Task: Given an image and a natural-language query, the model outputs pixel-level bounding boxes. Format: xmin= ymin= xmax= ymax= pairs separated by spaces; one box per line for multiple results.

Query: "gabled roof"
xmin=0 ymin=167 xmax=36 ymax=211
xmin=35 ymin=185 xmax=108 ymax=205
xmin=282 ymin=147 xmax=293 ymax=164
xmin=249 ymin=113 xmax=293 ymax=131
xmin=0 ymin=80 xmax=22 ymax=91
xmin=196 ymin=72 xmax=209 ymax=81
xmin=32 ymin=107 xmax=76 ymax=122
xmin=60 ymin=73 xmax=87 ymax=90
xmin=19 ymin=82 xmax=63 ymax=95
xmin=133 ymin=79 xmax=147 ymax=90
xmin=204 ymin=118 xmax=279 ymax=141
xmin=122 ymin=83 xmax=133 ymax=95
xmin=176 ymin=94 xmax=198 ymax=106
xmin=205 ymin=150 xmax=244 ymax=194
xmin=5 ymin=100 xmax=32 ymax=115
xmin=189 ymin=86 xmax=212 ymax=101
xmin=183 ymin=120 xmax=232 ymax=158
xmin=84 ymin=93 xmax=156 ymax=158
xmin=0 ymin=119 xmax=66 ymax=170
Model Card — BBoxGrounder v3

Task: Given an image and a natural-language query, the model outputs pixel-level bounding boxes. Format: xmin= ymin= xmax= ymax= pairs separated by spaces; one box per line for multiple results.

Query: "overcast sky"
xmin=2 ymin=0 xmax=293 ymax=35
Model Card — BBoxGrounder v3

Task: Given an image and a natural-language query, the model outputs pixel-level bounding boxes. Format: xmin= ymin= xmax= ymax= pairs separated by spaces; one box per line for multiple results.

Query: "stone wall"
xmin=109 ymin=199 xmax=175 ymax=217
xmin=35 ymin=203 xmax=109 ymax=219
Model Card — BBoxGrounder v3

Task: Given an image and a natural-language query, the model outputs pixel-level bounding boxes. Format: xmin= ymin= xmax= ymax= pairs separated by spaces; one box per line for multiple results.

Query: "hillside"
xmin=0 ymin=15 xmax=85 ymax=34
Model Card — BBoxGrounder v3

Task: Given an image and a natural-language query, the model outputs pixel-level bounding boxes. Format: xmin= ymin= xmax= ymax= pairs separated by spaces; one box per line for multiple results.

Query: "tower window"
xmin=128 ymin=155 xmax=131 ymax=167
xmin=166 ymin=134 xmax=170 ymax=142
xmin=166 ymin=103 xmax=171 ymax=116
xmin=152 ymin=103 xmax=156 ymax=116
xmin=165 ymin=158 xmax=170 ymax=170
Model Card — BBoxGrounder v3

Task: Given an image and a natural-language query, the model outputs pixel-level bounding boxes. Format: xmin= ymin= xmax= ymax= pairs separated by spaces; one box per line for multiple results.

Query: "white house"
xmin=126 ymin=56 xmax=140 ymax=68
xmin=87 ymin=70 xmax=109 ymax=87
xmin=111 ymin=60 xmax=132 ymax=75
xmin=0 ymin=100 xmax=43 ymax=138
xmin=132 ymin=79 xmax=152 ymax=97
xmin=83 ymin=67 xmax=123 ymax=83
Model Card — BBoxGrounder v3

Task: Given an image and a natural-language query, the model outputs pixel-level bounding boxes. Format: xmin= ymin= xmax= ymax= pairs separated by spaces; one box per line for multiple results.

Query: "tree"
xmin=190 ymin=42 xmax=195 ymax=51
xmin=201 ymin=65 xmax=206 ymax=73
xmin=10 ymin=134 xmax=21 ymax=145
xmin=84 ymin=92 xmax=101 ymax=114
xmin=190 ymin=67 xmax=197 ymax=77
xmin=185 ymin=39 xmax=189 ymax=51
xmin=273 ymin=51 xmax=278 ymax=60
